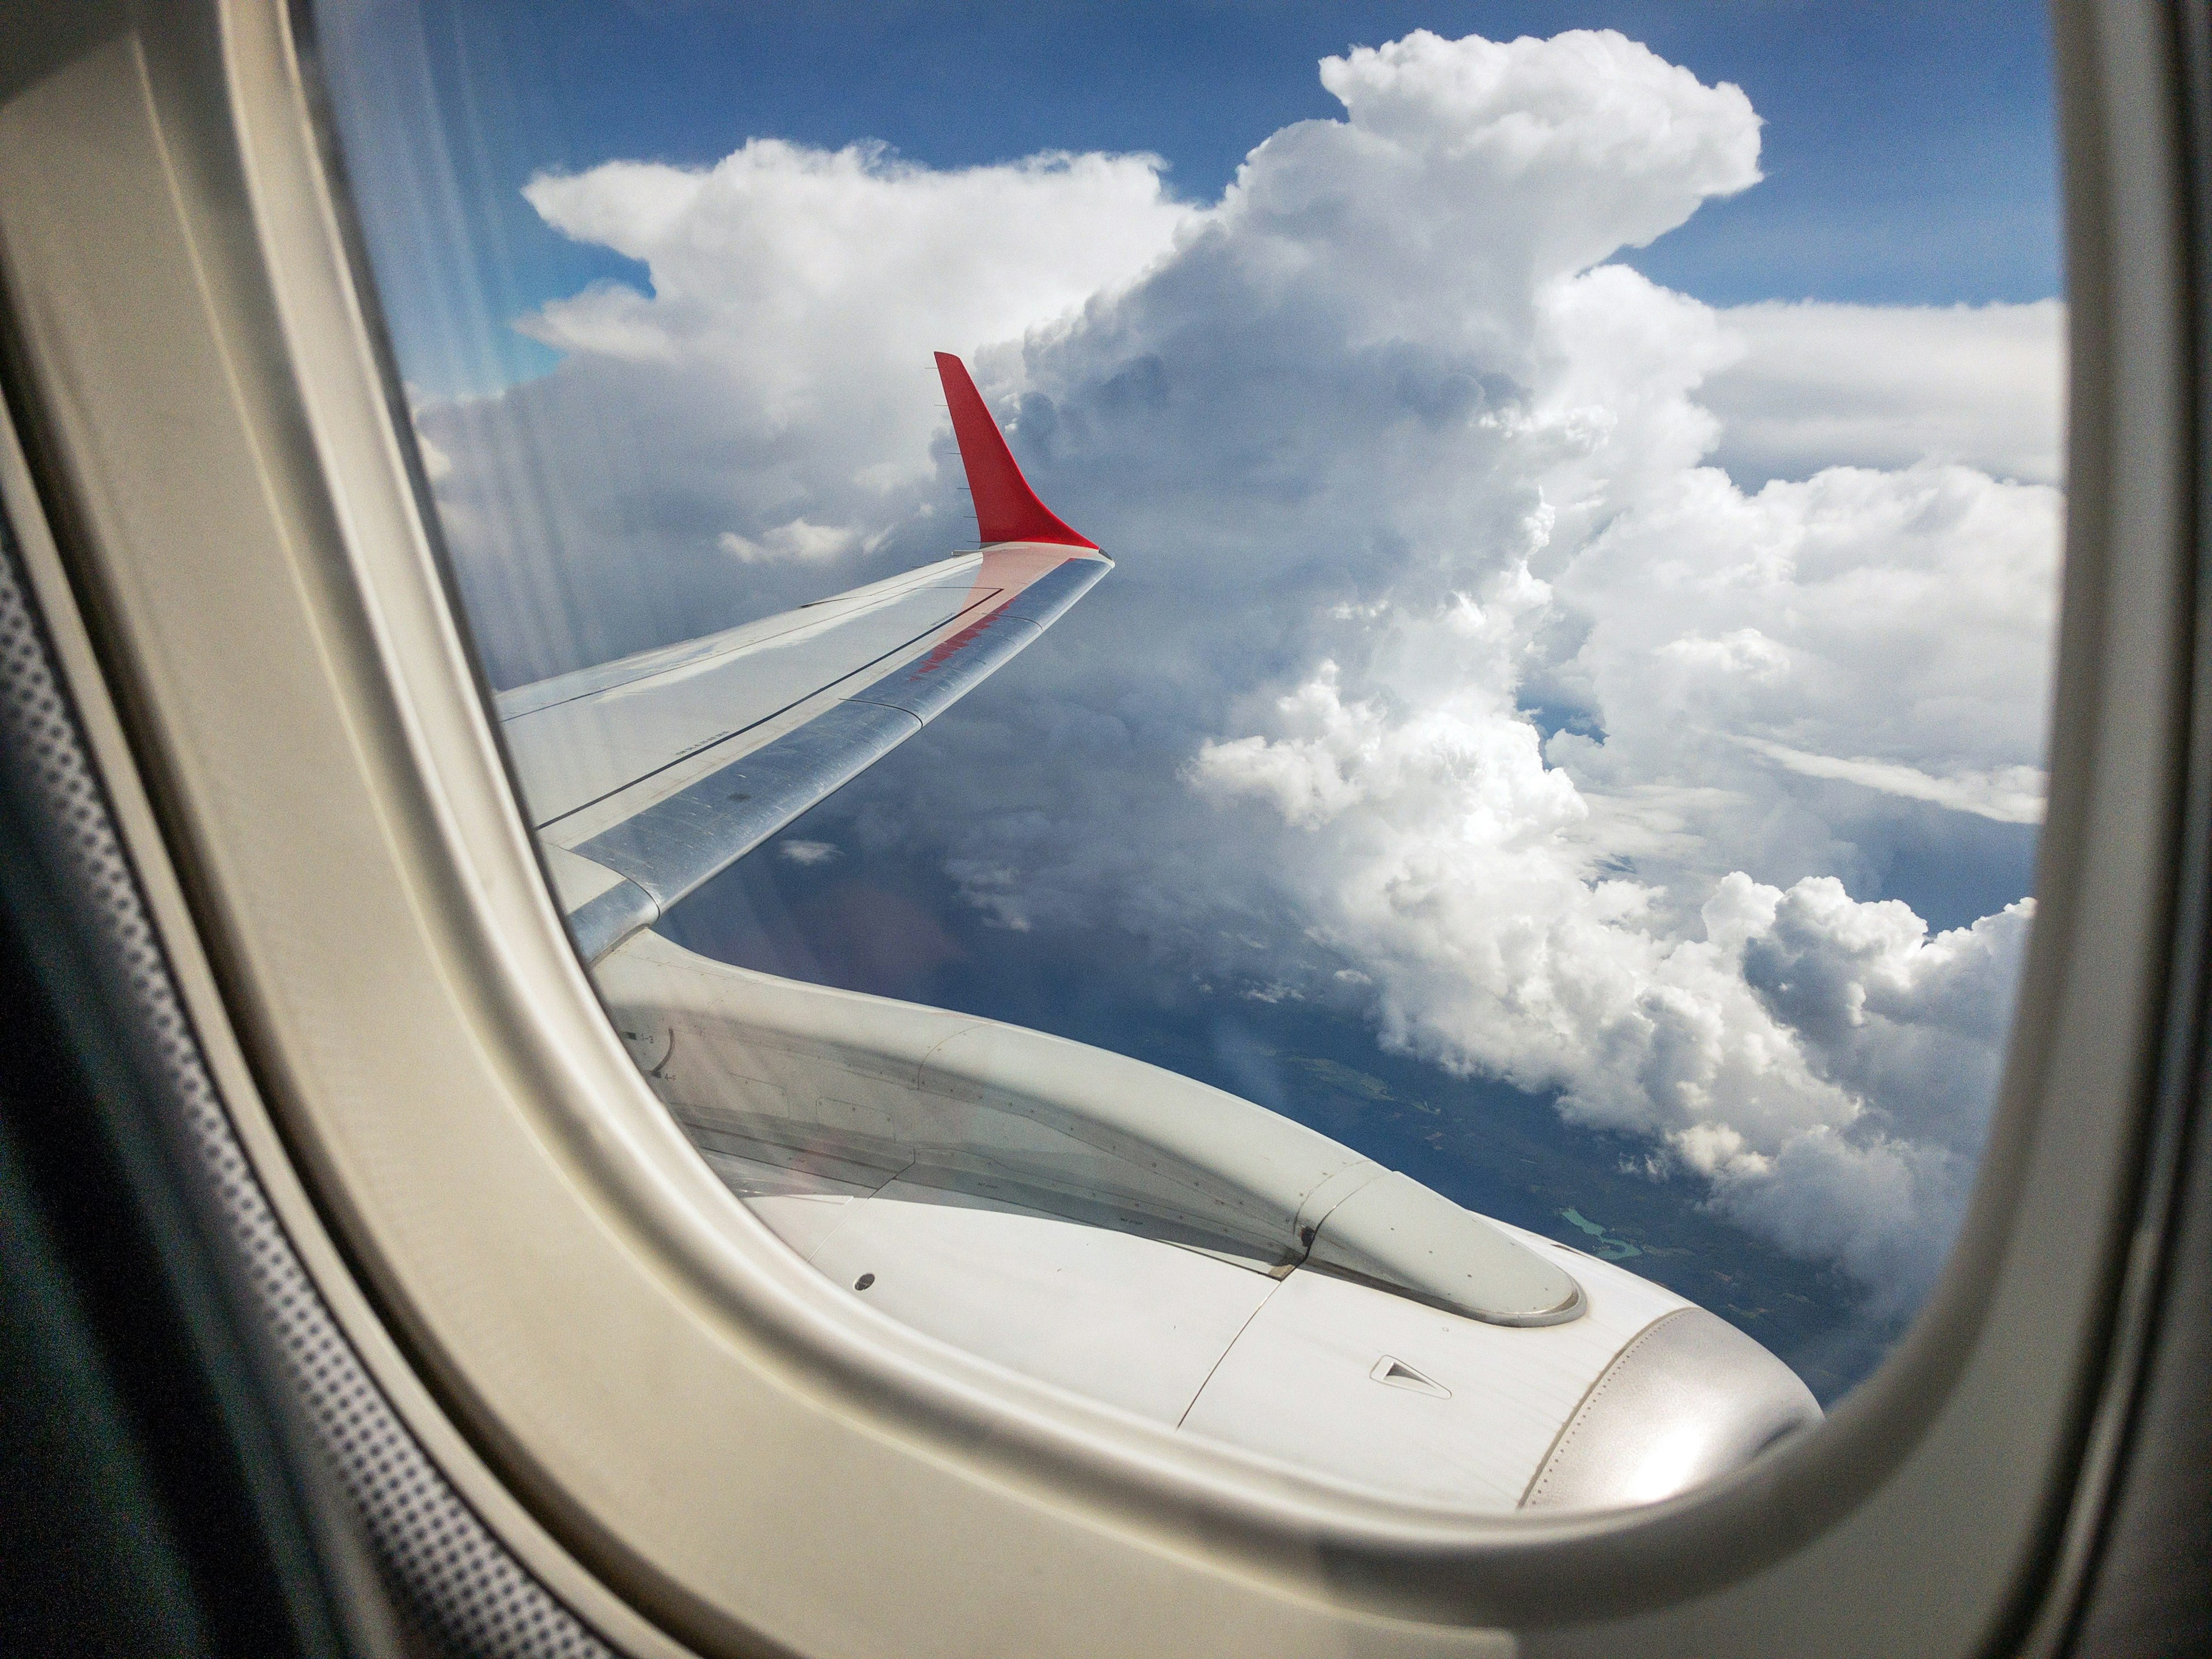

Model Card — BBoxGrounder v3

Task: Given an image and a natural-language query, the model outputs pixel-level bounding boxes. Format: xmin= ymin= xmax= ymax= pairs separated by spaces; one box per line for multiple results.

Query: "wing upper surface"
xmin=501 ymin=555 xmax=995 ymax=830
xmin=496 ymin=355 xmax=1110 ymax=964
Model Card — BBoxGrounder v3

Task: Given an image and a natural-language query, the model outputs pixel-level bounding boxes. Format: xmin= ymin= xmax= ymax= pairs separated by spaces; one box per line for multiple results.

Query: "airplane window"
xmin=306 ymin=0 xmax=2062 ymax=1513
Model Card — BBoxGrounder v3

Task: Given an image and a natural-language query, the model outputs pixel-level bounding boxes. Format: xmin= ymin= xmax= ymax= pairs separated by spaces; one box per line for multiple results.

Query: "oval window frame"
xmin=0 ymin=1 xmax=2192 ymax=1653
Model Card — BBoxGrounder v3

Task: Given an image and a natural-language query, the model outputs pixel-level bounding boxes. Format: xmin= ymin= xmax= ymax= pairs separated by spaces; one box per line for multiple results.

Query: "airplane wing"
xmin=499 ymin=353 xmax=1110 ymax=964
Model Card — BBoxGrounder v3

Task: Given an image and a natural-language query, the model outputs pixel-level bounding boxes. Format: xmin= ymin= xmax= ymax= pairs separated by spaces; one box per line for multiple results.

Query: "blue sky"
xmin=339 ymin=0 xmax=2059 ymax=397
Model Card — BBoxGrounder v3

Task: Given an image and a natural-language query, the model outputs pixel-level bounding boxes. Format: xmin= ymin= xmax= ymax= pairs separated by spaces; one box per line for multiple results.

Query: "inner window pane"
xmin=310 ymin=0 xmax=2062 ymax=1508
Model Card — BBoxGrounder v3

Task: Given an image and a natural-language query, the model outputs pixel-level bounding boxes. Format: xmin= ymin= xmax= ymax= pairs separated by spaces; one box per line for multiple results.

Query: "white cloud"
xmin=1547 ymin=460 xmax=2061 ymax=901
xmin=416 ymin=139 xmax=1194 ymax=681
xmin=403 ymin=382 xmax=455 ymax=480
xmin=416 ymin=431 xmax=454 ymax=483
xmin=422 ymin=28 xmax=2060 ymax=1327
xmin=1704 ymin=299 xmax=2066 ymax=487
xmin=1317 ymin=30 xmax=1763 ymax=296
xmin=779 ymin=840 xmax=841 ymax=866
xmin=719 ymin=518 xmax=874 ymax=565
xmin=516 ymin=139 xmax=1194 ymax=481
xmin=1736 ymin=737 xmax=2046 ymax=824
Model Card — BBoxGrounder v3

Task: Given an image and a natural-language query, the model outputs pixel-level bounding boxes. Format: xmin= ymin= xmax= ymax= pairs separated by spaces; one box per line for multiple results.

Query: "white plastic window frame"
xmin=0 ymin=2 xmax=2188 ymax=1655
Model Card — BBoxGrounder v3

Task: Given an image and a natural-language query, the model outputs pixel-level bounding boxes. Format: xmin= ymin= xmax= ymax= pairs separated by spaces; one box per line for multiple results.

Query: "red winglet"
xmin=934 ymin=351 xmax=1098 ymax=550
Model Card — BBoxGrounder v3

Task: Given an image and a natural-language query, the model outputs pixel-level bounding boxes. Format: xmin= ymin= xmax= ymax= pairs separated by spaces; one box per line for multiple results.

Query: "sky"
xmin=315 ymin=1 xmax=2066 ymax=1398
xmin=319 ymin=0 xmax=2059 ymax=398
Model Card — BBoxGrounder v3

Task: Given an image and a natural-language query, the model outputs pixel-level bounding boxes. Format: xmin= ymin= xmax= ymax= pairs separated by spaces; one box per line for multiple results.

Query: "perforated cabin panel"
xmin=0 ymin=514 xmax=621 ymax=1659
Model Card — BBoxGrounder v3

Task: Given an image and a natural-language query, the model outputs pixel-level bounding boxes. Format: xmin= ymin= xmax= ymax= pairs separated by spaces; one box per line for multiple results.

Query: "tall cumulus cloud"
xmin=419 ymin=29 xmax=2063 ymax=1323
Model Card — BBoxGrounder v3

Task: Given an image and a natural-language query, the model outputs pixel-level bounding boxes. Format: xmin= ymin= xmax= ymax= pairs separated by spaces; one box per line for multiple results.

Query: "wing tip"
xmin=933 ymin=351 xmax=1099 ymax=552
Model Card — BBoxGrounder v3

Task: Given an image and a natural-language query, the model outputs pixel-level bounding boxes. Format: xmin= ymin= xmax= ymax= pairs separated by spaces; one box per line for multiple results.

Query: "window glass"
xmin=310 ymin=0 xmax=2062 ymax=1509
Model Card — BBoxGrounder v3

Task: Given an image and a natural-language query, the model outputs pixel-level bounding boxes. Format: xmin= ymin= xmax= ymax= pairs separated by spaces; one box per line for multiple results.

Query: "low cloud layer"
xmin=419 ymin=28 xmax=2061 ymax=1325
